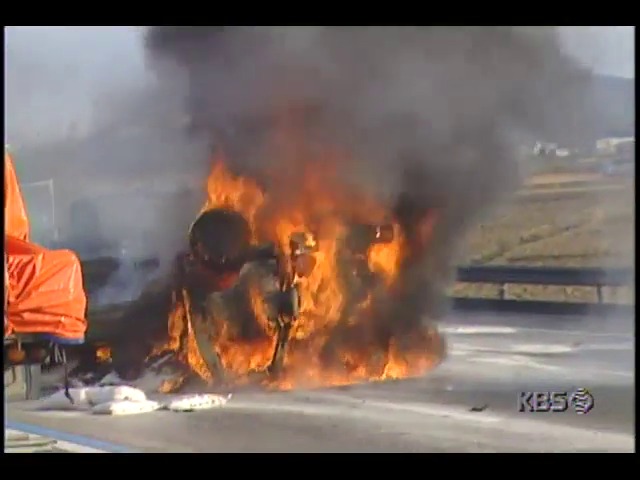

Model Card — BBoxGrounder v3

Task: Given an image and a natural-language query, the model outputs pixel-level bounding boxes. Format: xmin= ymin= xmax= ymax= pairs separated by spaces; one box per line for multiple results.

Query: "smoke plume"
xmin=144 ymin=26 xmax=596 ymax=326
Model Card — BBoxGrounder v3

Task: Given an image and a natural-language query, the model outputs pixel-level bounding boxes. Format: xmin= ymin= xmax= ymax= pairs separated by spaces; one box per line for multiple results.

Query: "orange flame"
xmin=95 ymin=345 xmax=112 ymax=363
xmin=159 ymin=129 xmax=443 ymax=390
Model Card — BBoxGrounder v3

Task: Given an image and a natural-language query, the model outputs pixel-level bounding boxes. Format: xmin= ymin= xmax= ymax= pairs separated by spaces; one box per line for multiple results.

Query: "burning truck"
xmin=15 ymin=26 xmax=592 ymax=396
xmin=80 ymin=146 xmax=447 ymax=392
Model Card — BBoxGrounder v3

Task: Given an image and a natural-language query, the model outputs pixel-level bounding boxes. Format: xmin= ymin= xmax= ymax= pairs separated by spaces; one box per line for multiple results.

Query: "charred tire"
xmin=189 ymin=208 xmax=252 ymax=273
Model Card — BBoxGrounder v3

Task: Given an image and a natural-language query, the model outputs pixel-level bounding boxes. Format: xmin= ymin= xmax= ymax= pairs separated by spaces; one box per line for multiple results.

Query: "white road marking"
xmin=465 ymin=355 xmax=563 ymax=371
xmin=509 ymin=344 xmax=576 ymax=354
xmin=451 ymin=343 xmax=577 ymax=355
xmin=443 ymin=323 xmax=631 ymax=339
xmin=441 ymin=326 xmax=518 ymax=335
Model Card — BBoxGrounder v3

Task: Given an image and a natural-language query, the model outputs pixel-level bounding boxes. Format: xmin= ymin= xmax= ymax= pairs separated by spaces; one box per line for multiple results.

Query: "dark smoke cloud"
xmin=5 ymin=27 xmax=210 ymax=278
xmin=144 ymin=26 xmax=597 ymax=326
xmin=143 ymin=26 xmax=599 ymax=334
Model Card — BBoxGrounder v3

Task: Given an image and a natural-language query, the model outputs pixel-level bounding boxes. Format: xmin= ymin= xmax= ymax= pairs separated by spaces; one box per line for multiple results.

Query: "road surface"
xmin=5 ymin=311 xmax=634 ymax=453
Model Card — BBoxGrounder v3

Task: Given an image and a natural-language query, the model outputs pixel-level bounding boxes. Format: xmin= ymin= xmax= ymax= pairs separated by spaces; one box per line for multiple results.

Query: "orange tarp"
xmin=5 ymin=152 xmax=30 ymax=242
xmin=4 ymin=152 xmax=88 ymax=342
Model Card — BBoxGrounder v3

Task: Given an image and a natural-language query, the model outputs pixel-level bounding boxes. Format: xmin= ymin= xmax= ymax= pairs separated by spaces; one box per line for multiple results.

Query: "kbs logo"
xmin=517 ymin=388 xmax=594 ymax=414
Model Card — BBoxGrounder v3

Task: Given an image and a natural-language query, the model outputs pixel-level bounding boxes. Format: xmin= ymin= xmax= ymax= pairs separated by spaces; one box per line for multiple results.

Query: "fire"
xmin=368 ymin=224 xmax=403 ymax=285
xmin=200 ymin=152 xmax=265 ymax=241
xmin=95 ymin=345 xmax=111 ymax=363
xmin=159 ymin=136 xmax=443 ymax=391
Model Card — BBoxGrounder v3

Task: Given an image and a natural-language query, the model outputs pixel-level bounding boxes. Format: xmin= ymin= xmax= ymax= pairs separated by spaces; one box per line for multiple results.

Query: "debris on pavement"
xmin=86 ymin=386 xmax=148 ymax=405
xmin=39 ymin=388 xmax=91 ymax=410
xmin=37 ymin=385 xmax=232 ymax=415
xmin=469 ymin=404 xmax=489 ymax=412
xmin=91 ymin=400 xmax=162 ymax=416
xmin=39 ymin=385 xmax=149 ymax=411
xmin=165 ymin=394 xmax=233 ymax=412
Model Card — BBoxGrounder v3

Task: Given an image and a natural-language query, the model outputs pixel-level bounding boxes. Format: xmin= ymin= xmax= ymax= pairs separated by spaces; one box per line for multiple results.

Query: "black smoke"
xmin=144 ymin=26 xmax=598 ymax=331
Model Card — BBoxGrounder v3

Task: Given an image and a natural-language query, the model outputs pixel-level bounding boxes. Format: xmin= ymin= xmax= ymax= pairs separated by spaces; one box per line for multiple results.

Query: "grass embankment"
xmin=453 ymin=176 xmax=634 ymax=304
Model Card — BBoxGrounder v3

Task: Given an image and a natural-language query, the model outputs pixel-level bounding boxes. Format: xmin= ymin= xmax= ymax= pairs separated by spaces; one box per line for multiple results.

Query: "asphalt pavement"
xmin=5 ymin=311 xmax=635 ymax=453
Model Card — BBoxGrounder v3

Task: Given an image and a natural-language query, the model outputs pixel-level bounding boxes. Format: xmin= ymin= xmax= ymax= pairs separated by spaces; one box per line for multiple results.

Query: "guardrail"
xmin=452 ymin=265 xmax=634 ymax=316
xmin=78 ymin=261 xmax=635 ymax=334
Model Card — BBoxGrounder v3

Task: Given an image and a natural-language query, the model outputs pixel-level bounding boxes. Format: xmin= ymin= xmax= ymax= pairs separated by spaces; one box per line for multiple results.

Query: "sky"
xmin=557 ymin=26 xmax=634 ymax=78
xmin=4 ymin=26 xmax=635 ymax=147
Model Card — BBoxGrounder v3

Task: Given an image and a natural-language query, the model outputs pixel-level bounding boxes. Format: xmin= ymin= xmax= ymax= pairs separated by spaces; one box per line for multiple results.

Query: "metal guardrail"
xmin=455 ymin=265 xmax=634 ymax=301
xmin=80 ymin=256 xmax=633 ymax=305
xmin=453 ymin=265 xmax=634 ymax=316
xmin=81 ymin=263 xmax=633 ymax=323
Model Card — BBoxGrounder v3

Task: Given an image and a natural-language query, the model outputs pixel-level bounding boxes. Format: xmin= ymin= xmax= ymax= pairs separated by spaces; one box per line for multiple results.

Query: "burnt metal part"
xmin=263 ymin=231 xmax=310 ymax=376
xmin=344 ymin=223 xmax=394 ymax=254
xmin=267 ymin=323 xmax=292 ymax=376
xmin=182 ymin=220 xmax=399 ymax=381
xmin=276 ymin=287 xmax=301 ymax=319
xmin=176 ymin=224 xmax=280 ymax=385
xmin=186 ymin=290 xmax=228 ymax=384
xmin=185 ymin=267 xmax=302 ymax=383
xmin=267 ymin=285 xmax=300 ymax=376
xmin=241 ymin=243 xmax=278 ymax=265
xmin=189 ymin=209 xmax=253 ymax=274
xmin=79 ymin=214 xmax=405 ymax=384
xmin=334 ymin=223 xmax=396 ymax=327
xmin=182 ymin=224 xmax=308 ymax=382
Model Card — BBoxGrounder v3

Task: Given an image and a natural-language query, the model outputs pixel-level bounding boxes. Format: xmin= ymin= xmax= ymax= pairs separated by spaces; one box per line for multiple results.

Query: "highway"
xmin=5 ymin=311 xmax=634 ymax=453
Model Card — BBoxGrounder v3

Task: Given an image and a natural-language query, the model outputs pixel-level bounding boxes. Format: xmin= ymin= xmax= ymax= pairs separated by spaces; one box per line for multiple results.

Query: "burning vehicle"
xmin=13 ymin=26 xmax=594 ymax=396
xmin=85 ymin=147 xmax=447 ymax=393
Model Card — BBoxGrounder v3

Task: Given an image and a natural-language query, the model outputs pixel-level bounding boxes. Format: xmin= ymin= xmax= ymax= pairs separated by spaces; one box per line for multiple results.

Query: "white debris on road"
xmin=38 ymin=385 xmax=232 ymax=415
xmin=92 ymin=400 xmax=162 ymax=416
xmin=39 ymin=388 xmax=92 ymax=410
xmin=166 ymin=394 xmax=232 ymax=412
xmin=86 ymin=386 xmax=148 ymax=405
xmin=39 ymin=386 xmax=149 ymax=411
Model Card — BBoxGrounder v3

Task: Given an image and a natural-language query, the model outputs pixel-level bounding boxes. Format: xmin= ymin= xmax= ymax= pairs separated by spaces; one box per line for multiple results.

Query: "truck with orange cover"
xmin=4 ymin=149 xmax=88 ymax=399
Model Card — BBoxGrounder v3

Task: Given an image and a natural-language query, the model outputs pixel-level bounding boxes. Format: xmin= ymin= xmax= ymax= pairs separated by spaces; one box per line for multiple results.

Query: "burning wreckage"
xmin=8 ymin=27 xmax=598 ymax=404
xmin=72 ymin=152 xmax=446 ymax=393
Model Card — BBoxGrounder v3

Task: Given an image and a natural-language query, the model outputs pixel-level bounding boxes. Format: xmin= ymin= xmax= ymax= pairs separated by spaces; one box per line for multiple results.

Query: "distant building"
xmin=532 ymin=142 xmax=577 ymax=158
xmin=533 ymin=142 xmax=558 ymax=157
xmin=596 ymin=137 xmax=635 ymax=155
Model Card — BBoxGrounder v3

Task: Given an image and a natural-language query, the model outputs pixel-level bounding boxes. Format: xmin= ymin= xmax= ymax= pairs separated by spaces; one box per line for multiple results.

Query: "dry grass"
xmin=453 ymin=180 xmax=634 ymax=304
xmin=524 ymin=172 xmax=607 ymax=186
